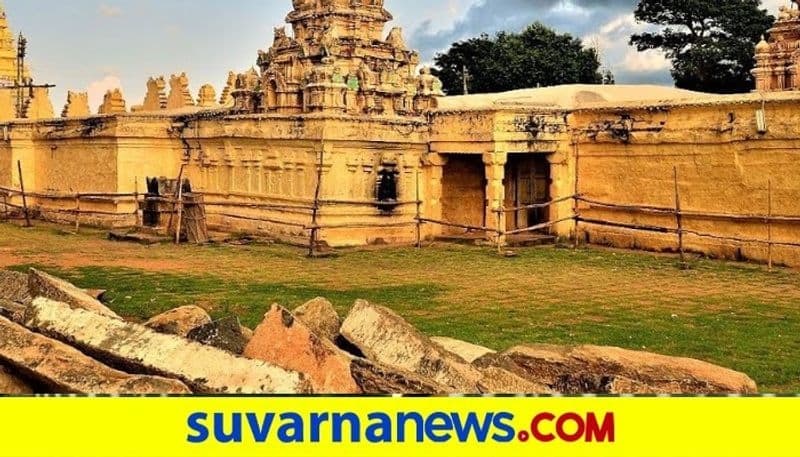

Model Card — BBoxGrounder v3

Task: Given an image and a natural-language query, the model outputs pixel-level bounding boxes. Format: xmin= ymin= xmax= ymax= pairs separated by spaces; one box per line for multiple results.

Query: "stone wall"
xmin=2 ymin=93 xmax=799 ymax=266
xmin=573 ymin=99 xmax=800 ymax=267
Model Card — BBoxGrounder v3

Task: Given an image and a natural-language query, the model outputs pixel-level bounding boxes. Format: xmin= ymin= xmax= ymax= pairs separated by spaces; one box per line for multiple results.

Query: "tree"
xmin=433 ymin=23 xmax=605 ymax=95
xmin=630 ymin=0 xmax=774 ymax=93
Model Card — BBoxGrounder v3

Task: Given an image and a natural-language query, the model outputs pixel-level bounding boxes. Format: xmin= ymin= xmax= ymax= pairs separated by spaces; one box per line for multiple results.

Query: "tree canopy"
xmin=433 ymin=23 xmax=605 ymax=95
xmin=630 ymin=0 xmax=775 ymax=93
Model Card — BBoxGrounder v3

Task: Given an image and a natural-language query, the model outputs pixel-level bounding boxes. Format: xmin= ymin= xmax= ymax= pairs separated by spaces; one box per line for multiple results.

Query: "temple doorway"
xmin=505 ymin=154 xmax=551 ymax=232
xmin=441 ymin=154 xmax=486 ymax=235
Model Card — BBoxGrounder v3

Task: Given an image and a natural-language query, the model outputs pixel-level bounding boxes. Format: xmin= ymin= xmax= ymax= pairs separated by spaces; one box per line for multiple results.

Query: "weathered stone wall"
xmin=573 ymin=99 xmax=800 ymax=266
xmin=178 ymin=114 xmax=429 ymax=246
xmin=1 ymin=93 xmax=799 ymax=265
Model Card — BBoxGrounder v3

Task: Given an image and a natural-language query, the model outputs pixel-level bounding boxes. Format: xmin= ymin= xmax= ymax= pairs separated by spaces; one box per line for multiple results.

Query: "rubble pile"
xmin=0 ymin=269 xmax=759 ymax=395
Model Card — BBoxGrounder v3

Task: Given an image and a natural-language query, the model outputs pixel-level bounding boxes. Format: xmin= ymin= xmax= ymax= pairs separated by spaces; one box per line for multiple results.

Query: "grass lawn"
xmin=1 ymin=222 xmax=799 ymax=392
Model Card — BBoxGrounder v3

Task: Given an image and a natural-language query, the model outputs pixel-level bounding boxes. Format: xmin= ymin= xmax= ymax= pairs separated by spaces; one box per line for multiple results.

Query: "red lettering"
xmin=585 ymin=413 xmax=615 ymax=443
xmin=556 ymin=413 xmax=585 ymax=442
xmin=531 ymin=413 xmax=556 ymax=442
xmin=530 ymin=412 xmax=615 ymax=443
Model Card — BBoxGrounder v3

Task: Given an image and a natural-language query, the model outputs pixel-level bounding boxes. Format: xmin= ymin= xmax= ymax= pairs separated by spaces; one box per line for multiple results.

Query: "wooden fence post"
xmin=172 ymin=164 xmax=186 ymax=244
xmin=572 ymin=137 xmax=581 ymax=249
xmin=17 ymin=160 xmax=30 ymax=228
xmin=496 ymin=209 xmax=503 ymax=255
xmin=768 ymin=179 xmax=773 ymax=271
xmin=175 ymin=181 xmax=185 ymax=244
xmin=673 ymin=166 xmax=686 ymax=267
xmin=308 ymin=149 xmax=324 ymax=257
xmin=74 ymin=195 xmax=81 ymax=233
xmin=415 ymin=169 xmax=422 ymax=249
xmin=134 ymin=177 xmax=141 ymax=229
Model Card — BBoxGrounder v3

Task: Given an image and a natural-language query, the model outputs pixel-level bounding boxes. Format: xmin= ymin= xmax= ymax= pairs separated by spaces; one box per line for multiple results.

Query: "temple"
xmin=1 ymin=0 xmax=799 ymax=268
xmin=248 ymin=0 xmax=440 ymax=115
xmin=0 ymin=5 xmax=52 ymax=120
xmin=753 ymin=1 xmax=800 ymax=91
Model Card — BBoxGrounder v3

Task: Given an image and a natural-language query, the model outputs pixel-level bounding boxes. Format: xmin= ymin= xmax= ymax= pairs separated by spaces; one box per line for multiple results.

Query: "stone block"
xmin=25 ymin=298 xmax=312 ymax=394
xmin=0 ymin=315 xmax=190 ymax=394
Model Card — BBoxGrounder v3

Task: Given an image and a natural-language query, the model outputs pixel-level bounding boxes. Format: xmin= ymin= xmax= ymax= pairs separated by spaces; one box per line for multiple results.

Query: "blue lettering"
xmin=277 ymin=413 xmax=304 ymax=443
xmin=452 ymin=413 xmax=493 ymax=442
xmin=186 ymin=412 xmax=208 ymax=444
xmin=491 ymin=412 xmax=516 ymax=442
xmin=332 ymin=413 xmax=361 ymax=443
xmin=246 ymin=413 xmax=275 ymax=443
xmin=425 ymin=412 xmax=453 ymax=443
xmin=397 ymin=412 xmax=425 ymax=443
xmin=310 ymin=413 xmax=329 ymax=443
xmin=213 ymin=413 xmax=242 ymax=443
xmin=365 ymin=413 xmax=392 ymax=443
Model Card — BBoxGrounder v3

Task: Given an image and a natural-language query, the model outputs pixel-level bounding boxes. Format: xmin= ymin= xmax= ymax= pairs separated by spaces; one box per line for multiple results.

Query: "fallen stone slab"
xmin=0 ymin=270 xmax=30 ymax=304
xmin=26 ymin=298 xmax=311 ymax=394
xmin=0 ymin=315 xmax=190 ymax=394
xmin=474 ymin=344 xmax=758 ymax=394
xmin=341 ymin=300 xmax=481 ymax=392
xmin=0 ymin=299 xmax=26 ymax=323
xmin=293 ymin=297 xmax=341 ymax=343
xmin=0 ymin=364 xmax=34 ymax=394
xmin=28 ymin=269 xmax=118 ymax=319
xmin=476 ymin=366 xmax=553 ymax=394
xmin=187 ymin=316 xmax=250 ymax=354
xmin=349 ymin=358 xmax=451 ymax=395
xmin=244 ymin=305 xmax=360 ymax=394
xmin=432 ymin=337 xmax=496 ymax=363
xmin=145 ymin=306 xmax=213 ymax=338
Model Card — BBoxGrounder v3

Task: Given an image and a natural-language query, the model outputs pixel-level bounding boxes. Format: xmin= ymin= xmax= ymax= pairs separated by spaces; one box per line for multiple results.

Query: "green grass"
xmin=2 ymin=222 xmax=800 ymax=392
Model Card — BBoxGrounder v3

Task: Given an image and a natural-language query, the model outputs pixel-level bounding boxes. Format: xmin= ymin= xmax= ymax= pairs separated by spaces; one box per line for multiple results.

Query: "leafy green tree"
xmin=433 ymin=23 xmax=604 ymax=95
xmin=630 ymin=0 xmax=774 ymax=93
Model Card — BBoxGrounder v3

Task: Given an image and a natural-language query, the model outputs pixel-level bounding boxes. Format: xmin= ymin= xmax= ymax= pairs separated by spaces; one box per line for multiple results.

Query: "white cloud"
xmin=87 ymin=75 xmax=123 ymax=113
xmin=583 ymin=13 xmax=671 ymax=78
xmin=623 ymin=48 xmax=671 ymax=72
xmin=98 ymin=4 xmax=122 ymax=18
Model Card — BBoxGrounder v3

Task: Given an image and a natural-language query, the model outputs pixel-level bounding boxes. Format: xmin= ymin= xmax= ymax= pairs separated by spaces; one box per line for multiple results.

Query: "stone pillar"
xmin=421 ymin=153 xmax=448 ymax=238
xmin=483 ymin=151 xmax=507 ymax=245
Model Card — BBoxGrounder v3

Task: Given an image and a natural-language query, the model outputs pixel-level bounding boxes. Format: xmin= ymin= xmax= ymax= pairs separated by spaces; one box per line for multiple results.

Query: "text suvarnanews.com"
xmin=187 ymin=410 xmax=615 ymax=444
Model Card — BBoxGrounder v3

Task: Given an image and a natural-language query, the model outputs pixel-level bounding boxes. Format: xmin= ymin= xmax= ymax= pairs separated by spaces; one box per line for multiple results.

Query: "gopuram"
xmin=753 ymin=0 xmax=800 ymax=90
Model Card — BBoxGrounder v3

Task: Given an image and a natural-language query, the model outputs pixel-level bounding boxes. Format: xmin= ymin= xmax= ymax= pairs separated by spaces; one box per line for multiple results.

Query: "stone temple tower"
xmin=753 ymin=2 xmax=800 ymax=91
xmin=232 ymin=0 xmax=443 ymax=116
xmin=0 ymin=5 xmax=29 ymax=86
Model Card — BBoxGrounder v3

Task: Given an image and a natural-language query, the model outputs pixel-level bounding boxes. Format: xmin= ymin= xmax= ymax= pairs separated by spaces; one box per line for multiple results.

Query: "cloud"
xmin=623 ymin=49 xmax=670 ymax=72
xmin=87 ymin=75 xmax=123 ymax=112
xmin=98 ymin=3 xmax=122 ymax=18
xmin=583 ymin=13 xmax=670 ymax=77
xmin=409 ymin=0 xmax=638 ymax=60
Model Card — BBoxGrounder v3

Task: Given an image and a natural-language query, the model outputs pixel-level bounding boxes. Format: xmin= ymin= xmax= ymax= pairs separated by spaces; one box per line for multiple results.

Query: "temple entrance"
xmin=441 ymin=154 xmax=486 ymax=236
xmin=505 ymin=154 xmax=551 ymax=232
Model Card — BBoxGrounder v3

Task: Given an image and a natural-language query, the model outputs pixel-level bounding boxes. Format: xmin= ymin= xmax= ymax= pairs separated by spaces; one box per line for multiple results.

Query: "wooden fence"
xmin=2 ymin=160 xmax=799 ymax=266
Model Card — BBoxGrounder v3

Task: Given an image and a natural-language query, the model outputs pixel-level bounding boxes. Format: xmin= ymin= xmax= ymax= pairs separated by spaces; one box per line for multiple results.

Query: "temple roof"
xmin=435 ymin=83 xmax=800 ymax=113
xmin=435 ymin=85 xmax=706 ymax=112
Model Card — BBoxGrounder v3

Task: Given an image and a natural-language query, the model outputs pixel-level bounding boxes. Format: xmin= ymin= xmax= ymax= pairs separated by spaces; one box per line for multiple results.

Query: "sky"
xmin=0 ymin=0 xmax=785 ymax=111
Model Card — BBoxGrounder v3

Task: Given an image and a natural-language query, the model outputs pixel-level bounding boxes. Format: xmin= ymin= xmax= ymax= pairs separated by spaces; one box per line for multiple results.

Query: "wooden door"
xmin=507 ymin=155 xmax=550 ymax=230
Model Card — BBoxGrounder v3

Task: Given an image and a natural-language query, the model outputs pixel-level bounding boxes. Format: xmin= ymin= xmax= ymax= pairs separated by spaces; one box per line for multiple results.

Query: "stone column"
xmin=483 ymin=151 xmax=507 ymax=245
xmin=421 ymin=152 xmax=448 ymax=239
